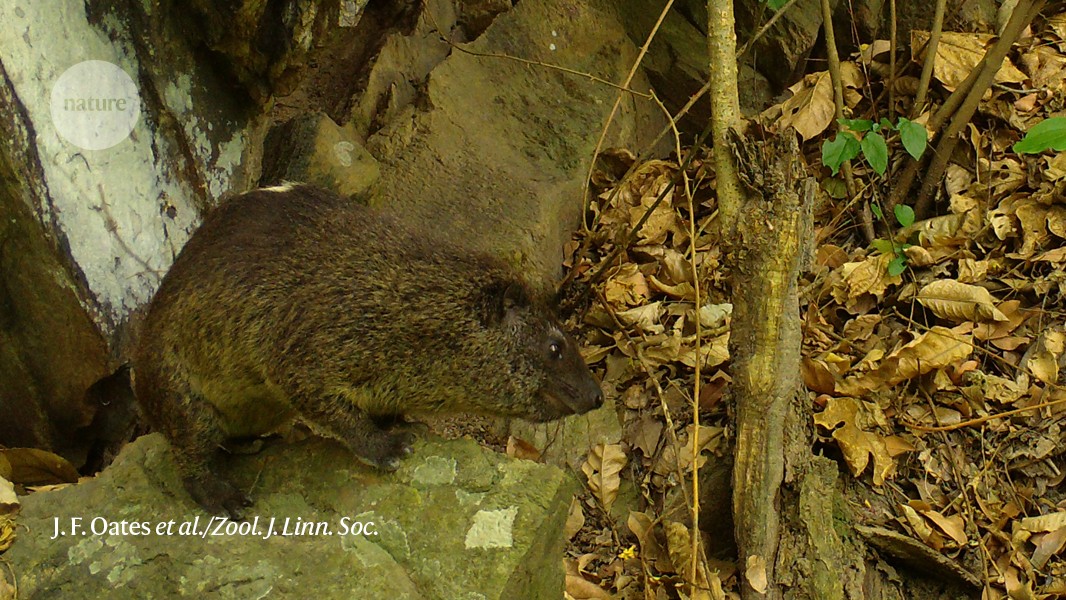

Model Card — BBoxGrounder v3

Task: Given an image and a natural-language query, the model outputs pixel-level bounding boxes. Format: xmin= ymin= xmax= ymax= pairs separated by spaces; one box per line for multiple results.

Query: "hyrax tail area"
xmin=134 ymin=184 xmax=602 ymax=516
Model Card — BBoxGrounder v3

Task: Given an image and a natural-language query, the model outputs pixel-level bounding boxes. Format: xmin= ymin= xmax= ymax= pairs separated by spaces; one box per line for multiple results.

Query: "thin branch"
xmin=737 ymin=0 xmax=806 ymax=59
xmin=820 ymin=0 xmax=872 ymax=242
xmin=912 ymin=0 xmax=948 ymax=114
xmin=914 ymin=0 xmax=1045 ymax=217
xmin=581 ymin=0 xmax=677 ymax=232
xmin=438 ymin=35 xmax=652 ymax=99
xmin=889 ymin=0 xmax=897 ymax=114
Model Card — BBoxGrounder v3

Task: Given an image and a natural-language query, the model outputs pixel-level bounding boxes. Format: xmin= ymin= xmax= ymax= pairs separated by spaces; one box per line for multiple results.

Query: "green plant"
xmin=869 ymin=202 xmax=915 ymax=276
xmin=1013 ymin=117 xmax=1066 ymax=154
xmin=822 ymin=117 xmax=928 ymax=175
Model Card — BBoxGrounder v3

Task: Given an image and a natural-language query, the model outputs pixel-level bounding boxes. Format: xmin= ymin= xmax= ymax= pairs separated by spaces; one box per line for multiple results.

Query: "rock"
xmin=0 ymin=2 xmax=266 ymax=452
xmin=511 ymin=397 xmax=623 ymax=470
xmin=616 ymin=0 xmax=773 ymax=128
xmin=261 ymin=114 xmax=381 ymax=197
xmin=7 ymin=434 xmax=577 ymax=599
xmin=366 ymin=0 xmax=667 ymax=279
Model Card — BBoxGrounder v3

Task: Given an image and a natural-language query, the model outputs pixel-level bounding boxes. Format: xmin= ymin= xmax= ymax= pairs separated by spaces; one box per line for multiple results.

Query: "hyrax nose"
xmin=592 ymin=386 xmax=604 ymax=408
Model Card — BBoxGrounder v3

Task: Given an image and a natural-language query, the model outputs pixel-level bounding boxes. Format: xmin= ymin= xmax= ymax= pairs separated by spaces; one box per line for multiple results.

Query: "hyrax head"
xmin=481 ymin=281 xmax=604 ymax=422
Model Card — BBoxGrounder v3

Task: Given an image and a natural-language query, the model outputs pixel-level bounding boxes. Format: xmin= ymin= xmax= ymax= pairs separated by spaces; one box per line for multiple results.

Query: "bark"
xmin=727 ymin=130 xmax=814 ymax=598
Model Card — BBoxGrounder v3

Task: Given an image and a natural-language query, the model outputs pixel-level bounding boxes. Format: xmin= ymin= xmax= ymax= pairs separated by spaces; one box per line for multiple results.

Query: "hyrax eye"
xmin=549 ymin=342 xmax=563 ymax=360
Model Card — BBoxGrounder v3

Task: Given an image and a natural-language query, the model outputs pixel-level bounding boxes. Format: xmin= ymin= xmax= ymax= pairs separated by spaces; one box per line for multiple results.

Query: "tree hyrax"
xmin=134 ymin=184 xmax=603 ymax=518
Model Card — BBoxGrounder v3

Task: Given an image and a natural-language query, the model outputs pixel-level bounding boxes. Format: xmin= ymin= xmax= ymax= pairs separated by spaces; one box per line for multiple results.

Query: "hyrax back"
xmin=133 ymin=184 xmax=602 ymax=518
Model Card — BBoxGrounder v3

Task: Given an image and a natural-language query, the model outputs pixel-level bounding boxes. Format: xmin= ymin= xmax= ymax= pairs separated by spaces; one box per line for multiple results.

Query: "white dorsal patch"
xmin=258 ymin=182 xmax=298 ymax=193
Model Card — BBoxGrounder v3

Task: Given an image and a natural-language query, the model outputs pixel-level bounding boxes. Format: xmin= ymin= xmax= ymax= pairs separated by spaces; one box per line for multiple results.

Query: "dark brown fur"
xmin=133 ymin=184 xmax=602 ymax=518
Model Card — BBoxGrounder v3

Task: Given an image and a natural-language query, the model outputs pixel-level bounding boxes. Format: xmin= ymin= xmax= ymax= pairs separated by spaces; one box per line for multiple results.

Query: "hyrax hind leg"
xmin=293 ymin=394 xmax=415 ymax=471
xmin=146 ymin=384 xmax=252 ymax=519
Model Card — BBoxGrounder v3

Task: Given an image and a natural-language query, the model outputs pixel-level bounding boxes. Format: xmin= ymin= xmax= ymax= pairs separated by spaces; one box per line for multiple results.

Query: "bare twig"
xmin=736 ymin=0 xmax=806 ymax=58
xmin=912 ymin=0 xmax=948 ymax=114
xmin=889 ymin=0 xmax=897 ymax=114
xmin=914 ymin=0 xmax=1045 ymax=217
xmin=581 ymin=0 xmax=677 ymax=232
xmin=820 ymin=0 xmax=873 ymax=242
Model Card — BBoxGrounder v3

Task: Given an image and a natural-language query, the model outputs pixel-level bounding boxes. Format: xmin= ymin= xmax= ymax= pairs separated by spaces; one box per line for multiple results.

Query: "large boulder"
xmin=7 ymin=434 xmax=578 ymax=599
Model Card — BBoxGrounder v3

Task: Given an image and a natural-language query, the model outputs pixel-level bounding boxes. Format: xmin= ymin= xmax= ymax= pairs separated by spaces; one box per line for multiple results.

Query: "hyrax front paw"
xmin=183 ymin=474 xmax=252 ymax=520
xmin=357 ymin=429 xmax=416 ymax=471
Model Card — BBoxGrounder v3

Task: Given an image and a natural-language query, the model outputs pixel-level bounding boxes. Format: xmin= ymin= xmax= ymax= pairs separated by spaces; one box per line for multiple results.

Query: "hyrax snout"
xmin=133 ymin=184 xmax=603 ymax=518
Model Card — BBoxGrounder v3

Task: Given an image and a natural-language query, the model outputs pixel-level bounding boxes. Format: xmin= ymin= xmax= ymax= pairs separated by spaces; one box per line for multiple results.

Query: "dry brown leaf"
xmin=920 ymin=509 xmax=968 ymax=545
xmin=677 ymin=333 xmax=730 ymax=369
xmin=1050 ymin=13 xmax=1066 ymax=39
xmin=817 ymin=244 xmax=849 ymax=268
xmin=1026 ymin=330 xmax=1064 ymax=384
xmin=616 ymin=302 xmax=666 ymax=334
xmin=630 ymin=414 xmax=664 ymax=458
xmin=897 ymin=211 xmax=979 ymax=247
xmin=0 ymin=561 xmax=13 ymax=600
xmin=1004 ymin=566 xmax=1035 ymax=600
xmin=912 ymin=31 xmax=1027 ymax=89
xmin=814 ymin=397 xmax=896 ymax=484
xmin=0 ymin=476 xmax=16 ymax=516
xmin=917 ymin=279 xmax=1008 ymax=323
xmin=1044 ymin=205 xmax=1066 ymax=238
xmin=1019 ymin=46 xmax=1066 ymax=94
xmin=771 ymin=64 xmax=862 ymax=141
xmin=628 ymin=510 xmax=671 ymax=568
xmin=603 ymin=263 xmax=649 ymax=307
xmin=0 ymin=516 xmax=15 ymax=555
xmin=0 ymin=454 xmax=10 ymax=481
xmin=564 ymin=497 xmax=585 ymax=541
xmin=832 ymin=253 xmax=903 ymax=312
xmin=883 ymin=435 xmax=917 ymax=457
xmin=839 ymin=326 xmax=973 ymax=395
xmin=843 ymin=314 xmax=881 ymax=341
xmin=564 ymin=574 xmax=613 ymax=599
xmin=581 ymin=444 xmax=627 ymax=514
xmin=1 ymin=448 xmax=79 ymax=485
xmin=957 ymin=258 xmax=989 ymax=283
xmin=506 ymin=436 xmax=542 ymax=462
xmin=901 ymin=503 xmax=943 ymax=549
xmin=1035 ymin=247 xmax=1066 ymax=265
xmin=1017 ymin=512 xmax=1066 ymax=534
xmin=745 ymin=554 xmax=769 ymax=594
xmin=654 ymin=425 xmax=723 ymax=475
xmin=1014 ymin=200 xmax=1051 ymax=258
xmin=802 ymin=357 xmax=837 ymax=394
xmin=647 ymin=275 xmax=695 ymax=300
xmin=974 ymin=299 xmax=1028 ymax=341
xmin=1031 ymin=527 xmax=1066 ymax=570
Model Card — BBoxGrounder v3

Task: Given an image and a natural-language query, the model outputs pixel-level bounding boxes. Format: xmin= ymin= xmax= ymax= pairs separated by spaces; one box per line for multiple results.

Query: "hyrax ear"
xmin=481 ymin=281 xmax=531 ymax=326
xmin=501 ymin=282 xmax=530 ymax=312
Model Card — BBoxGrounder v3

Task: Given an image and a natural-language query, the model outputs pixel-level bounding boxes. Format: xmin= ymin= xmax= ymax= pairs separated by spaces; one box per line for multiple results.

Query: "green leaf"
xmin=897 ymin=118 xmax=928 ymax=160
xmin=871 ymin=238 xmax=894 ymax=254
xmin=822 ymin=133 xmax=861 ymax=175
xmin=767 ymin=0 xmax=788 ymax=10
xmin=839 ymin=118 xmax=874 ymax=133
xmin=1013 ymin=117 xmax=1066 ymax=153
xmin=878 ymin=117 xmax=893 ymax=131
xmin=887 ymin=255 xmax=908 ymax=276
xmin=861 ymin=132 xmax=889 ymax=175
xmin=894 ymin=204 xmax=915 ymax=227
xmin=871 ymin=203 xmax=884 ymax=220
xmin=822 ymin=177 xmax=847 ymax=199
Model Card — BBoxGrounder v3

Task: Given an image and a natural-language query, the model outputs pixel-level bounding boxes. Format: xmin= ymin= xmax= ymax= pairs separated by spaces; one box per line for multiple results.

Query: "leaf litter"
xmin=564 ymin=9 xmax=1066 ymax=599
